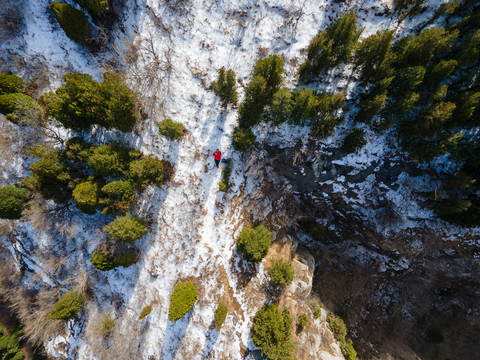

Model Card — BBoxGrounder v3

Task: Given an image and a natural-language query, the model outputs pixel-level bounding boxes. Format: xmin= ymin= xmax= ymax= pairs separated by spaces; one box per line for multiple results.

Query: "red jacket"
xmin=214 ymin=151 xmax=221 ymax=160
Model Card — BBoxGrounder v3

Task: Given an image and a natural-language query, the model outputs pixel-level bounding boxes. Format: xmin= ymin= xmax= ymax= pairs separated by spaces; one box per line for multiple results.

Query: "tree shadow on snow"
xmin=202 ymin=325 xmax=220 ymax=359
xmin=160 ymin=310 xmax=192 ymax=360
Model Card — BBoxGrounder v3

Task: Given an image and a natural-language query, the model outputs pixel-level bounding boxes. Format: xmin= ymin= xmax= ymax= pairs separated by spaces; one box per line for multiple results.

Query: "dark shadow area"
xmin=160 ymin=310 xmax=192 ymax=360
xmin=202 ymin=325 xmax=220 ymax=359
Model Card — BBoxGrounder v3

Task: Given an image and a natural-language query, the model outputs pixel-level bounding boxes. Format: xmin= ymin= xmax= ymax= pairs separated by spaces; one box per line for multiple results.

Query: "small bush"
xmin=49 ymin=291 xmax=85 ymax=320
xmin=139 ymin=305 xmax=152 ymax=320
xmin=72 ymin=180 xmax=99 ymax=215
xmin=91 ymin=247 xmax=139 ymax=271
xmin=91 ymin=250 xmax=116 ymax=271
xmin=309 ymin=301 xmax=323 ymax=319
xmin=100 ymin=313 xmax=115 ymax=336
xmin=251 ymin=304 xmax=294 ymax=360
xmin=65 ymin=137 xmax=92 ymax=162
xmin=219 ymin=159 xmax=232 ymax=192
xmin=232 ymin=127 xmax=256 ymax=152
xmin=50 ymin=2 xmax=91 ymax=46
xmin=158 ymin=119 xmax=186 ymax=140
xmin=297 ymin=313 xmax=308 ymax=330
xmin=168 ymin=281 xmax=198 ymax=322
xmin=101 ymin=180 xmax=136 ymax=199
xmin=129 ymin=156 xmax=163 ymax=186
xmin=236 ymin=225 xmax=271 ymax=263
xmin=0 ymin=73 xmax=24 ymax=94
xmin=214 ymin=304 xmax=228 ymax=331
xmin=74 ymin=0 xmax=109 ymax=16
xmin=341 ymin=129 xmax=367 ymax=154
xmin=268 ymin=259 xmax=294 ymax=288
xmin=87 ymin=144 xmax=126 ymax=178
xmin=327 ymin=312 xmax=357 ymax=360
xmin=0 ymin=184 xmax=30 ymax=219
xmin=0 ymin=93 xmax=42 ymax=126
xmin=103 ymin=213 xmax=147 ymax=244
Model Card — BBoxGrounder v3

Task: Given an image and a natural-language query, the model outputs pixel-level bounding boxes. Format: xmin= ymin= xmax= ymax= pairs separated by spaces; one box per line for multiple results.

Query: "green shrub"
xmin=232 ymin=127 xmax=256 ymax=152
xmin=103 ymin=213 xmax=147 ymax=244
xmin=251 ymin=304 xmax=294 ymax=360
xmin=72 ymin=180 xmax=99 ymax=214
xmin=0 ymin=325 xmax=24 ymax=360
xmin=297 ymin=313 xmax=308 ymax=330
xmin=100 ymin=313 xmax=115 ymax=335
xmin=91 ymin=247 xmax=139 ymax=270
xmin=309 ymin=302 xmax=323 ymax=319
xmin=129 ymin=156 xmax=163 ymax=186
xmin=168 ymin=281 xmax=198 ymax=322
xmin=310 ymin=92 xmax=346 ymax=138
xmin=327 ymin=312 xmax=357 ymax=360
xmin=214 ymin=304 xmax=228 ymax=331
xmin=268 ymin=259 xmax=294 ymax=288
xmin=41 ymin=72 xmax=138 ymax=131
xmin=236 ymin=225 xmax=271 ymax=263
xmin=341 ymin=129 xmax=367 ymax=154
xmin=158 ymin=119 xmax=186 ymax=140
xmin=49 ymin=291 xmax=85 ymax=320
xmin=211 ymin=67 xmax=238 ymax=108
xmin=74 ymin=0 xmax=109 ymax=15
xmin=65 ymin=137 xmax=92 ymax=162
xmin=355 ymin=93 xmax=387 ymax=123
xmin=91 ymin=250 xmax=116 ymax=271
xmin=290 ymin=88 xmax=319 ymax=125
xmin=0 ymin=73 xmax=24 ymax=94
xmin=268 ymin=88 xmax=292 ymax=124
xmin=50 ymin=2 xmax=92 ymax=46
xmin=219 ymin=159 xmax=232 ymax=192
xmin=139 ymin=305 xmax=152 ymax=320
xmin=87 ymin=143 xmax=128 ymax=178
xmin=101 ymin=180 xmax=136 ymax=199
xmin=0 ymin=184 xmax=30 ymax=219
xmin=0 ymin=93 xmax=42 ymax=126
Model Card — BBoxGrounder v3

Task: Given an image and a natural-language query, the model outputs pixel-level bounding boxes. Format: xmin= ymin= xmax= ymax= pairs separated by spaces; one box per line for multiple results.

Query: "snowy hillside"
xmin=1 ymin=0 xmax=480 ymax=359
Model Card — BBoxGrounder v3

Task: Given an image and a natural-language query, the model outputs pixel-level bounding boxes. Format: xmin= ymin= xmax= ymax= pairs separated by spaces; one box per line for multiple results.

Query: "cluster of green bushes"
xmin=0 ymin=325 xmax=24 ymax=360
xmin=251 ymin=303 xmax=295 ymax=360
xmin=327 ymin=312 xmax=357 ymax=360
xmin=21 ymin=138 xmax=165 ymax=270
xmin=232 ymin=55 xmax=346 ymax=152
xmin=236 ymin=225 xmax=271 ymax=263
xmin=218 ymin=159 xmax=232 ymax=192
xmin=41 ymin=72 xmax=138 ymax=132
xmin=309 ymin=301 xmax=323 ymax=319
xmin=168 ymin=281 xmax=198 ymax=322
xmin=297 ymin=313 xmax=308 ymax=331
xmin=0 ymin=72 xmax=42 ymax=127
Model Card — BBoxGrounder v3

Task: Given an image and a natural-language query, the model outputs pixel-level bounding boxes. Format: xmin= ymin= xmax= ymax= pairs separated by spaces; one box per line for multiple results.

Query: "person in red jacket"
xmin=213 ymin=149 xmax=221 ymax=168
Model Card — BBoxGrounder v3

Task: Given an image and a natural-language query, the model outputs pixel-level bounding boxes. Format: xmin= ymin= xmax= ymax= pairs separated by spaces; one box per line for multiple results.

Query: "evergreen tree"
xmin=237 ymin=75 xmax=268 ymax=128
xmin=267 ymin=88 xmax=292 ymax=125
xmin=290 ymin=88 xmax=319 ymax=125
xmin=423 ymin=59 xmax=457 ymax=88
xmin=299 ymin=13 xmax=361 ymax=81
xmin=354 ymin=30 xmax=394 ymax=84
xmin=0 ymin=184 xmax=30 ymax=219
xmin=355 ymin=93 xmax=387 ymax=123
xmin=252 ymin=55 xmax=285 ymax=96
xmin=49 ymin=291 xmax=85 ymax=320
xmin=103 ymin=213 xmax=147 ymax=244
xmin=0 ymin=73 xmax=24 ymax=94
xmin=72 ymin=180 xmax=99 ymax=214
xmin=211 ymin=67 xmax=238 ymax=108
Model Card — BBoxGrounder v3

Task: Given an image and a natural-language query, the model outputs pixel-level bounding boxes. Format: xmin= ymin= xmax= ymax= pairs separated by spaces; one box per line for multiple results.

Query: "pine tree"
xmin=211 ymin=67 xmax=238 ymax=108
xmin=354 ymin=30 xmax=394 ymax=84
xmin=299 ymin=13 xmax=361 ymax=81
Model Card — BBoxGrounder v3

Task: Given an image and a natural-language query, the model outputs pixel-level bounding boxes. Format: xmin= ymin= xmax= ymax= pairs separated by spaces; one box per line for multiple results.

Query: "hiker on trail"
xmin=213 ymin=149 xmax=221 ymax=168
